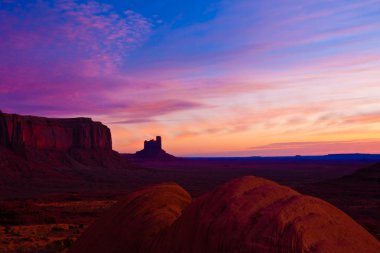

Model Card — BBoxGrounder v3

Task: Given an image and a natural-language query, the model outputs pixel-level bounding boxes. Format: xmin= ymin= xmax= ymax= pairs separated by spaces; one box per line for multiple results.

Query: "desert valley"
xmin=0 ymin=111 xmax=379 ymax=252
xmin=1 ymin=0 xmax=380 ymax=252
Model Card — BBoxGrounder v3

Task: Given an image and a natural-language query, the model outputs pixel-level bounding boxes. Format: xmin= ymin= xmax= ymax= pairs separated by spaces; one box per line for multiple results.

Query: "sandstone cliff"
xmin=0 ymin=111 xmax=132 ymax=199
xmin=0 ymin=111 xmax=112 ymax=151
xmin=69 ymin=176 xmax=380 ymax=253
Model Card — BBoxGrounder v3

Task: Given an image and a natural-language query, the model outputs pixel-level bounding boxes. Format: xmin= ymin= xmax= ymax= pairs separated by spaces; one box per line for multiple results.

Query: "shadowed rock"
xmin=0 ymin=111 xmax=126 ymax=169
xmin=0 ymin=111 xmax=131 ymax=198
xmin=70 ymin=176 xmax=380 ymax=253
xmin=69 ymin=183 xmax=191 ymax=253
xmin=0 ymin=111 xmax=112 ymax=151
xmin=298 ymin=162 xmax=380 ymax=240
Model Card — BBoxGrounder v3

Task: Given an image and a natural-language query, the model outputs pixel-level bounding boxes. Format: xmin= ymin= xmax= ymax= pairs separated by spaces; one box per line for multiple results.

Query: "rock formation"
xmin=134 ymin=136 xmax=175 ymax=160
xmin=69 ymin=183 xmax=191 ymax=253
xmin=144 ymin=136 xmax=162 ymax=153
xmin=0 ymin=111 xmax=112 ymax=151
xmin=0 ymin=111 xmax=131 ymax=198
xmin=69 ymin=176 xmax=380 ymax=253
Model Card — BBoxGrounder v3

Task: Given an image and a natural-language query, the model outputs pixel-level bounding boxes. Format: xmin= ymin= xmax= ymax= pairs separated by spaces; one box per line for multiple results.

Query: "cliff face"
xmin=0 ymin=111 xmax=136 ymax=199
xmin=0 ymin=111 xmax=112 ymax=151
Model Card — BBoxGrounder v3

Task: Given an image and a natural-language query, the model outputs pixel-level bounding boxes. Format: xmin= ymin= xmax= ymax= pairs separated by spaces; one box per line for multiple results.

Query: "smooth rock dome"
xmin=70 ymin=176 xmax=380 ymax=253
xmin=69 ymin=183 xmax=191 ymax=253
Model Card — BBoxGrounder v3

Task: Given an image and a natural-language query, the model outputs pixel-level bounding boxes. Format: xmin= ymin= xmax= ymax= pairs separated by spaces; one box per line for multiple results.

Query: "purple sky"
xmin=1 ymin=0 xmax=380 ymax=156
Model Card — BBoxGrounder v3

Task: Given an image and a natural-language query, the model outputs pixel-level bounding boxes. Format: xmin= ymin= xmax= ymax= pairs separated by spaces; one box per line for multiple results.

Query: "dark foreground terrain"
xmin=132 ymin=155 xmax=380 ymax=196
xmin=69 ymin=176 xmax=380 ymax=253
xmin=1 ymin=157 xmax=380 ymax=252
xmin=299 ymin=161 xmax=380 ymax=240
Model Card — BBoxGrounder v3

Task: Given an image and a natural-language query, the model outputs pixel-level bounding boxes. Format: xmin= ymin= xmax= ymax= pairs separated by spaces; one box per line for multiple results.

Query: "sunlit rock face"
xmin=70 ymin=176 xmax=380 ymax=253
xmin=0 ymin=111 xmax=112 ymax=151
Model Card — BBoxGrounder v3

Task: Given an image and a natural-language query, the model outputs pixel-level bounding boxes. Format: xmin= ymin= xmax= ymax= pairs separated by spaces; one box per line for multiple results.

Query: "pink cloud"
xmin=343 ymin=112 xmax=380 ymax=125
xmin=1 ymin=0 xmax=380 ymax=156
xmin=110 ymin=99 xmax=207 ymax=119
xmin=0 ymin=1 xmax=161 ymax=119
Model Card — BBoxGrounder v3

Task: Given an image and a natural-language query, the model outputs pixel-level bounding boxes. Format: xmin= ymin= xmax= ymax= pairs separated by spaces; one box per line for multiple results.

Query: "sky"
xmin=1 ymin=0 xmax=380 ymax=156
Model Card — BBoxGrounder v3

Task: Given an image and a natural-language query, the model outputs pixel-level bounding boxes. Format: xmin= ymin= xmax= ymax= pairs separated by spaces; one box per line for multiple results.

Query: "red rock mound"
xmin=70 ymin=176 xmax=380 ymax=253
xmin=153 ymin=176 xmax=380 ymax=253
xmin=69 ymin=183 xmax=191 ymax=253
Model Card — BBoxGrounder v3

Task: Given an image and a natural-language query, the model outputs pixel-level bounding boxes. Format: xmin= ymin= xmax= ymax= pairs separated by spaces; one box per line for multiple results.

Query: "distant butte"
xmin=133 ymin=136 xmax=175 ymax=160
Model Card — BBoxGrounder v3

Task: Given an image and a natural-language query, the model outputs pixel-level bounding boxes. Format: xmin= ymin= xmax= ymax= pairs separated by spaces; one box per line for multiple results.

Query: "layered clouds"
xmin=1 ymin=0 xmax=380 ymax=155
xmin=0 ymin=0 xmax=152 ymax=115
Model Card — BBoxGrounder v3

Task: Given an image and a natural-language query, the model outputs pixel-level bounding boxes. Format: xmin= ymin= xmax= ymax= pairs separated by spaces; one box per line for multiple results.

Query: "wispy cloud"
xmin=0 ymin=1 xmax=151 ymax=60
xmin=0 ymin=0 xmax=152 ymax=96
xmin=109 ymin=118 xmax=155 ymax=125
xmin=1 ymin=0 xmax=380 ymax=155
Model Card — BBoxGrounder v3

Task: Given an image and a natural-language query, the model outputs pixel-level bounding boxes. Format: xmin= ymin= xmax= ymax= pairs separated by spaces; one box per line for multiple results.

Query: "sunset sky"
xmin=1 ymin=0 xmax=380 ymax=156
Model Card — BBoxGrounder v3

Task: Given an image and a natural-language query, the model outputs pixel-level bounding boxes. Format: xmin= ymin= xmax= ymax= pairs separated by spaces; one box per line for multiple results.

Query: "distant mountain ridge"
xmin=187 ymin=154 xmax=380 ymax=161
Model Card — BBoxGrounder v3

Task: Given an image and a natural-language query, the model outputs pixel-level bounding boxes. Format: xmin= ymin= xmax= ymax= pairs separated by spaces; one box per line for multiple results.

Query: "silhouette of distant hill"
xmin=186 ymin=154 xmax=380 ymax=161
xmin=127 ymin=136 xmax=176 ymax=160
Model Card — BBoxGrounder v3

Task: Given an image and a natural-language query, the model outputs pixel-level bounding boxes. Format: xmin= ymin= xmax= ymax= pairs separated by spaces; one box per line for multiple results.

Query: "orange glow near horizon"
xmin=1 ymin=1 xmax=380 ymax=156
xmin=104 ymin=57 xmax=380 ymax=156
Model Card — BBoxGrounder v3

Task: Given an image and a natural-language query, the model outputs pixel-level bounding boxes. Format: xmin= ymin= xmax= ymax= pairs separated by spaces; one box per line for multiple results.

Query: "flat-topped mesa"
xmin=0 ymin=111 xmax=112 ymax=151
